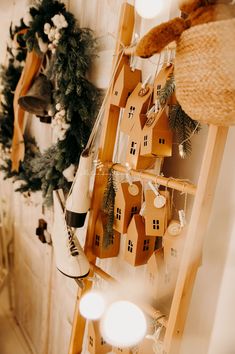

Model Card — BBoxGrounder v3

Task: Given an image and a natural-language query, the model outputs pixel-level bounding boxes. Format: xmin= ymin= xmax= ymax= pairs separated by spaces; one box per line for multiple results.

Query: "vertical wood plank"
xmin=164 ymin=125 xmax=229 ymax=354
xmin=68 ymin=4 xmax=135 ymax=354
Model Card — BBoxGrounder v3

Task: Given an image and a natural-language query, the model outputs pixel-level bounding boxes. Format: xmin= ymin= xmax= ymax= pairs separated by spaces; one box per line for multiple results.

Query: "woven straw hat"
xmin=175 ymin=18 xmax=235 ymax=126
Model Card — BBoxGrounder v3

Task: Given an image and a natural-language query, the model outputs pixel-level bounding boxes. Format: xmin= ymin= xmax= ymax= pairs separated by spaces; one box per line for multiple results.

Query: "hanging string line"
xmin=179 ymin=122 xmax=200 ymax=147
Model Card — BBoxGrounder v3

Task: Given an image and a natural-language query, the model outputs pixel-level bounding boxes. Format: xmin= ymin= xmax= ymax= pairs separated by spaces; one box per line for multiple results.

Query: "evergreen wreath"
xmin=0 ymin=0 xmax=101 ymax=205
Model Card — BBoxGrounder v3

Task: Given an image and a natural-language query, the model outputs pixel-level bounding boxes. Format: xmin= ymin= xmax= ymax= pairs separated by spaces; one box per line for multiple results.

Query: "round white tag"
xmin=128 ymin=184 xmax=139 ymax=196
xmin=168 ymin=222 xmax=181 ymax=236
xmin=154 ymin=195 xmax=166 ymax=208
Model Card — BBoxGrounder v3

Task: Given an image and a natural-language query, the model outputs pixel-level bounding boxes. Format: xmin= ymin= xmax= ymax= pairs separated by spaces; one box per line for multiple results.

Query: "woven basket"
xmin=175 ymin=19 xmax=235 ymax=126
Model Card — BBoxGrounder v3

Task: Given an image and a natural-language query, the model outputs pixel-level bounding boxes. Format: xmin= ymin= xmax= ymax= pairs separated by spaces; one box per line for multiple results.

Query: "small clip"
xmin=141 ymin=74 xmax=152 ymax=89
xmin=148 ymin=181 xmax=159 ymax=196
xmin=178 ymin=209 xmax=186 ymax=228
xmin=139 ymin=202 xmax=146 ymax=216
xmin=125 ymin=162 xmax=132 ymax=186
xmin=138 ymin=74 xmax=152 ymax=96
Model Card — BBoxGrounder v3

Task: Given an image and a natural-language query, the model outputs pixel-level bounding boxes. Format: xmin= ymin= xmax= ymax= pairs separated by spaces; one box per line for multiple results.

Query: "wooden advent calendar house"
xmin=113 ymin=181 xmax=142 ymax=234
xmin=146 ymin=248 xmax=175 ymax=302
xmin=140 ymin=108 xmax=173 ymax=157
xmin=113 ymin=337 xmax=153 ymax=353
xmin=153 ymin=63 xmax=174 ymax=102
xmin=125 ymin=113 xmax=156 ymax=170
xmin=120 ymin=82 xmax=153 ymax=134
xmin=111 ymin=63 xmax=141 ymax=107
xmin=113 ymin=347 xmax=133 ymax=354
xmin=163 ymin=220 xmax=186 ymax=270
xmin=87 ymin=320 xmax=112 ymax=354
xmin=145 ymin=189 xmax=171 ymax=237
xmin=93 ymin=212 xmax=120 ymax=258
xmin=124 ymin=214 xmax=155 ymax=266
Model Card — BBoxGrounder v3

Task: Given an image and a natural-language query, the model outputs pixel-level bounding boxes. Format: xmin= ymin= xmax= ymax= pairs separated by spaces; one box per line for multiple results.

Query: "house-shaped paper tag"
xmin=93 ymin=212 xmax=120 ymax=259
xmin=163 ymin=220 xmax=186 ymax=270
xmin=153 ymin=63 xmax=174 ymax=102
xmin=140 ymin=108 xmax=173 ymax=157
xmin=120 ymin=82 xmax=153 ymax=134
xmin=146 ymin=247 xmax=175 ymax=302
xmin=113 ymin=181 xmax=142 ymax=234
xmin=124 ymin=214 xmax=155 ymax=266
xmin=87 ymin=320 xmax=112 ymax=354
xmin=111 ymin=64 xmax=141 ymax=107
xmin=125 ymin=114 xmax=156 ymax=170
xmin=144 ymin=189 xmax=171 ymax=237
xmin=113 ymin=347 xmax=135 ymax=354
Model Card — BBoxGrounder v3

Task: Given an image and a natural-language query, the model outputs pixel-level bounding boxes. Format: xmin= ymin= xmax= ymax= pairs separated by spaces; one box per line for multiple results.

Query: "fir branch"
xmin=159 ymin=73 xmax=175 ymax=107
xmin=169 ymin=104 xmax=200 ymax=157
xmin=102 ymin=168 xmax=116 ymax=247
xmin=31 ymin=144 xmax=70 ymax=205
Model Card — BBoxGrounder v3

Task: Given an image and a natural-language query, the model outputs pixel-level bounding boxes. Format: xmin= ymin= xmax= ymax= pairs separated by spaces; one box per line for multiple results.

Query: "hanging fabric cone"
xmin=11 ymin=39 xmax=43 ymax=171
xmin=65 ymin=149 xmax=93 ymax=228
xmin=52 ymin=189 xmax=90 ymax=278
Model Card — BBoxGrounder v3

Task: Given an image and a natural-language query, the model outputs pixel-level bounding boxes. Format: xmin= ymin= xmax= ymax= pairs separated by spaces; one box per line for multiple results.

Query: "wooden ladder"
xmin=69 ymin=3 xmax=229 ymax=354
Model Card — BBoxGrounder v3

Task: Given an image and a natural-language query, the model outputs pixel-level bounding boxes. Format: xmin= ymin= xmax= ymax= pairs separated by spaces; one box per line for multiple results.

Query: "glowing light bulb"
xmin=79 ymin=291 xmax=105 ymax=320
xmin=135 ymin=0 xmax=164 ymax=19
xmin=100 ymin=300 xmax=147 ymax=348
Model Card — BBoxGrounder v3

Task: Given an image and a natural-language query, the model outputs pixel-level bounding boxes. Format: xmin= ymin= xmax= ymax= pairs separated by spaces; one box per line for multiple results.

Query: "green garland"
xmin=102 ymin=168 xmax=116 ymax=247
xmin=0 ymin=0 xmax=101 ymax=205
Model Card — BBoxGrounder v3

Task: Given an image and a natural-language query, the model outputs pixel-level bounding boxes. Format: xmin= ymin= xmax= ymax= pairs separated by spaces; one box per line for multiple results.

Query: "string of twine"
xmin=179 ymin=121 xmax=200 ymax=147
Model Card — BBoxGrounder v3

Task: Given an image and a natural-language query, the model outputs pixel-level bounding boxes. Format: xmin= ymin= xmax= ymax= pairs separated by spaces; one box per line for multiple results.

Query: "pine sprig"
xmin=102 ymin=168 xmax=116 ymax=247
xmin=169 ymin=104 xmax=200 ymax=158
xmin=30 ymin=144 xmax=70 ymax=206
xmin=0 ymin=137 xmax=41 ymax=192
xmin=159 ymin=73 xmax=175 ymax=107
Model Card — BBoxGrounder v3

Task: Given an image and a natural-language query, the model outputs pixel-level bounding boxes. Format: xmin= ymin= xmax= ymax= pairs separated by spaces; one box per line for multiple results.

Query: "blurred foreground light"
xmin=100 ymin=300 xmax=147 ymax=348
xmin=79 ymin=291 xmax=105 ymax=320
xmin=135 ymin=0 xmax=164 ymax=19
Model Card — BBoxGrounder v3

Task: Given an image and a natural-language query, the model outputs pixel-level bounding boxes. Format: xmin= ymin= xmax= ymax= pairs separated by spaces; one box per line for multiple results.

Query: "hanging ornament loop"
xmin=148 ymin=181 xmax=166 ymax=208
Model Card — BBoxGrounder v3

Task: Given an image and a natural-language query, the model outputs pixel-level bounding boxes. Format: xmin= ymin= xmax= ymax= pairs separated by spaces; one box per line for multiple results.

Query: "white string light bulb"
xmin=100 ymin=300 xmax=147 ymax=348
xmin=135 ymin=0 xmax=164 ymax=19
xmin=79 ymin=291 xmax=105 ymax=320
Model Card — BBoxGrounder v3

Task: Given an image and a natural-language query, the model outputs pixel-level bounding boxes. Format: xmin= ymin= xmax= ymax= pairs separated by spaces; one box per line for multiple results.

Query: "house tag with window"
xmin=140 ymin=108 xmax=173 ymax=158
xmin=111 ymin=63 xmax=141 ymax=107
xmin=120 ymin=82 xmax=153 ymax=135
xmin=153 ymin=63 xmax=174 ymax=102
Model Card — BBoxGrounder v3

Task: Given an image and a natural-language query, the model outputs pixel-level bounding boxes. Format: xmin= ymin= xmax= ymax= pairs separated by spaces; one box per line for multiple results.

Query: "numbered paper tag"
xmin=128 ymin=184 xmax=139 ymax=196
xmin=154 ymin=194 xmax=166 ymax=208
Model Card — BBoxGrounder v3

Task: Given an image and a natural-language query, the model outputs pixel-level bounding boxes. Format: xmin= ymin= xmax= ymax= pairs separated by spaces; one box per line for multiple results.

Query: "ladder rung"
xmin=112 ymin=163 xmax=197 ymax=195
